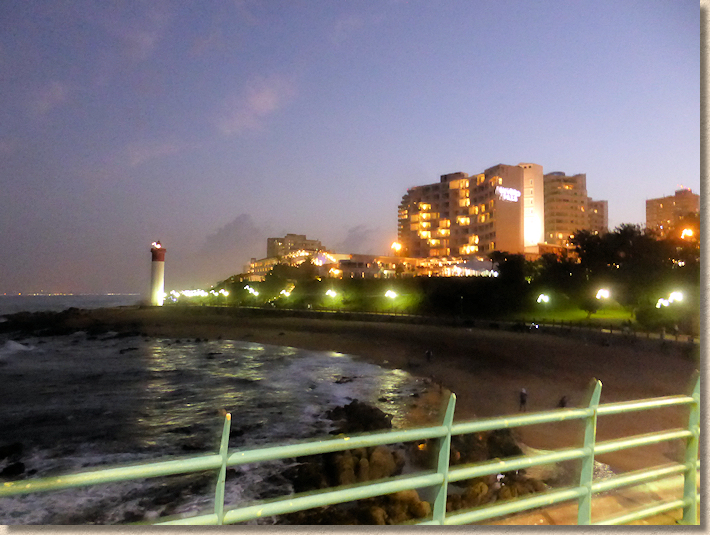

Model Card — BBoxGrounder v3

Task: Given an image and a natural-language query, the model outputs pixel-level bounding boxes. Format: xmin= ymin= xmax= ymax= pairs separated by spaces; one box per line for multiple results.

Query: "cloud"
xmin=124 ymin=141 xmax=184 ymax=166
xmin=168 ymin=214 xmax=274 ymax=288
xmin=200 ymin=214 xmax=268 ymax=254
xmin=83 ymin=3 xmax=170 ymax=64
xmin=114 ymin=5 xmax=171 ymax=62
xmin=215 ymin=74 xmax=296 ymax=135
xmin=333 ymin=225 xmax=382 ymax=255
xmin=31 ymin=81 xmax=70 ymax=116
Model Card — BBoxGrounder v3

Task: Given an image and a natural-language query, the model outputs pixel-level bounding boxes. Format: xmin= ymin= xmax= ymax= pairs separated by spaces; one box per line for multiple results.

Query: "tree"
xmin=572 ymin=225 xmax=674 ymax=308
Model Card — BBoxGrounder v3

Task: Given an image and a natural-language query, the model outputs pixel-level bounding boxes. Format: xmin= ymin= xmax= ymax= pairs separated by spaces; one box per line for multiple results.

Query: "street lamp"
xmin=596 ymin=289 xmax=610 ymax=300
xmin=537 ymin=293 xmax=550 ymax=304
xmin=657 ymin=291 xmax=683 ymax=308
xmin=385 ymin=290 xmax=397 ymax=299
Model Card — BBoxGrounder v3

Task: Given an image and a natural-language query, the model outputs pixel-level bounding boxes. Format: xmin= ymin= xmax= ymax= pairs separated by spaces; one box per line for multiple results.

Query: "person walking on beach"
xmin=425 ymin=349 xmax=433 ymax=363
xmin=519 ymin=388 xmax=528 ymax=412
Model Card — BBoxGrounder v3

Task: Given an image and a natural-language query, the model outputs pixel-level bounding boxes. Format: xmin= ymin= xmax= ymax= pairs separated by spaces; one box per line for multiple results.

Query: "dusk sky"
xmin=0 ymin=1 xmax=700 ymax=295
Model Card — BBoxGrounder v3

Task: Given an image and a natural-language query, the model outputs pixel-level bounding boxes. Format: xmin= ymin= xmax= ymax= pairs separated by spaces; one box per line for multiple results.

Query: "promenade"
xmin=488 ymin=473 xmax=694 ymax=525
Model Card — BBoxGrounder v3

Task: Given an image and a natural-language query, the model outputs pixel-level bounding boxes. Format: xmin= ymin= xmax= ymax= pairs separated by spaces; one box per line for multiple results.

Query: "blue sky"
xmin=0 ymin=1 xmax=700 ymax=294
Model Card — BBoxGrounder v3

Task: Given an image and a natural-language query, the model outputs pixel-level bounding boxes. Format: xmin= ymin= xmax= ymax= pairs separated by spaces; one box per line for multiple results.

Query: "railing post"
xmin=214 ymin=413 xmax=232 ymax=525
xmin=577 ymin=379 xmax=602 ymax=525
xmin=432 ymin=393 xmax=456 ymax=525
xmin=681 ymin=373 xmax=700 ymax=525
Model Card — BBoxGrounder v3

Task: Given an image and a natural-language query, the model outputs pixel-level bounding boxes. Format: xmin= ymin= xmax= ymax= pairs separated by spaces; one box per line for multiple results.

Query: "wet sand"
xmin=55 ymin=305 xmax=700 ymax=473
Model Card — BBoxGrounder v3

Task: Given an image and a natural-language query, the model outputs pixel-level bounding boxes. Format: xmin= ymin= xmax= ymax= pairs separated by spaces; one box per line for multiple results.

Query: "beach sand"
xmin=56 ymin=305 xmax=699 ymax=474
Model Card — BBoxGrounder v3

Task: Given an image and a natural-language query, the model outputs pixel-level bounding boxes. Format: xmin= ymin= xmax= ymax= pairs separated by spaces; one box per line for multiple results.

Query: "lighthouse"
xmin=150 ymin=241 xmax=166 ymax=306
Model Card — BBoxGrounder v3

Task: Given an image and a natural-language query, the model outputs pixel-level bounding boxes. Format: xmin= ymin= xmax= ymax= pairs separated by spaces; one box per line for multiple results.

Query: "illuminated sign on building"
xmin=495 ymin=186 xmax=521 ymax=202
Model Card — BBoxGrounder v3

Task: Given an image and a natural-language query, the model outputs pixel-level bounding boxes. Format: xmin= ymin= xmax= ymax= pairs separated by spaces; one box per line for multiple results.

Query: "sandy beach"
xmin=34 ymin=304 xmax=697 ymax=476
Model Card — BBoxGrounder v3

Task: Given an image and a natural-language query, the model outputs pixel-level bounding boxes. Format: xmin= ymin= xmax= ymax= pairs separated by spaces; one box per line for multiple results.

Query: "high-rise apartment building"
xmin=646 ymin=189 xmax=700 ymax=237
xmin=543 ymin=172 xmax=608 ymax=246
xmin=398 ymin=163 xmax=545 ymax=258
xmin=588 ymin=199 xmax=609 ymax=235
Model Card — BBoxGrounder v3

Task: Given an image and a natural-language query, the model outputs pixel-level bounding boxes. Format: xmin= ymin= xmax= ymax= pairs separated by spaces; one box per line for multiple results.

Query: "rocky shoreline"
xmin=1 ymin=304 xmax=698 ymax=510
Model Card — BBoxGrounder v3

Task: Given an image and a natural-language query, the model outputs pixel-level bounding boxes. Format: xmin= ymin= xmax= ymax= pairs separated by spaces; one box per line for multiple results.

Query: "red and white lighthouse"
xmin=150 ymin=241 xmax=166 ymax=306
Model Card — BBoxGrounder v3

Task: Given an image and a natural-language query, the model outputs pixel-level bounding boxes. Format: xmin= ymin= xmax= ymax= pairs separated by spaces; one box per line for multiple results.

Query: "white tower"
xmin=518 ymin=163 xmax=545 ymax=253
xmin=150 ymin=241 xmax=166 ymax=306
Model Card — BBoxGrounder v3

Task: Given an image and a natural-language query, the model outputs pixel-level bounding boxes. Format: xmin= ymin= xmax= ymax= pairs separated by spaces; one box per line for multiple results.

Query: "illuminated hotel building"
xmin=588 ymin=199 xmax=609 ymax=235
xmin=543 ymin=172 xmax=608 ymax=247
xmin=646 ymin=189 xmax=700 ymax=238
xmin=267 ymin=234 xmax=323 ymax=258
xmin=398 ymin=163 xmax=545 ymax=258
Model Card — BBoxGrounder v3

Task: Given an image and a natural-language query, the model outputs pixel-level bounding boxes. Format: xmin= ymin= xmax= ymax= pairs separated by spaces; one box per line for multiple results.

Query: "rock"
xmin=486 ymin=429 xmax=523 ymax=459
xmin=368 ymin=445 xmax=396 ymax=480
xmin=283 ymin=461 xmax=329 ymax=493
xmin=325 ymin=400 xmax=393 ymax=435
xmin=386 ymin=489 xmax=431 ymax=522
xmin=356 ymin=457 xmax=370 ymax=483
xmin=462 ymin=480 xmax=489 ymax=507
xmin=410 ymin=498 xmax=432 ymax=519
xmin=452 ymin=433 xmax=488 ymax=465
xmin=367 ymin=506 xmax=388 ymax=525
xmin=0 ymin=462 xmax=25 ymax=478
xmin=497 ymin=484 xmax=519 ymax=500
xmin=447 ymin=493 xmax=462 ymax=512
xmin=0 ymin=442 xmax=23 ymax=461
xmin=334 ymin=376 xmax=356 ymax=384
xmin=334 ymin=451 xmax=356 ymax=486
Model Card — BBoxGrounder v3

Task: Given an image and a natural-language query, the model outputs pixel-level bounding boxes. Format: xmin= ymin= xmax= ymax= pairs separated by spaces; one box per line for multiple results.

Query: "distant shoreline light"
xmin=1 ymin=293 xmax=141 ymax=297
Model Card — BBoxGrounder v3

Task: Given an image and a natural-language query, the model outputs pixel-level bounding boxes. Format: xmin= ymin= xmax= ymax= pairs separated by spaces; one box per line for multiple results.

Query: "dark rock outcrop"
xmin=324 ymin=399 xmax=392 ymax=435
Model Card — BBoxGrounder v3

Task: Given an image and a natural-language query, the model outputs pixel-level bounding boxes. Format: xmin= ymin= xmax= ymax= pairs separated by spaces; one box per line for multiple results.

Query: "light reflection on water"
xmin=0 ymin=334 xmax=428 ymax=524
xmin=132 ymin=338 xmax=425 ymax=452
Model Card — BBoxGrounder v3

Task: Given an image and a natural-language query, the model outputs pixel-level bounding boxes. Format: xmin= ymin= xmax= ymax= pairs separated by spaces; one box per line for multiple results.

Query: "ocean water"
xmin=0 ymin=294 xmax=141 ymax=316
xmin=0 ymin=331 xmax=427 ymax=525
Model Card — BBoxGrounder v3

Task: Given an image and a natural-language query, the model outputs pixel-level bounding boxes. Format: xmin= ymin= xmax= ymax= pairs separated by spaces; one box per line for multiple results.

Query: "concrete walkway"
xmin=485 ymin=474 xmax=697 ymax=525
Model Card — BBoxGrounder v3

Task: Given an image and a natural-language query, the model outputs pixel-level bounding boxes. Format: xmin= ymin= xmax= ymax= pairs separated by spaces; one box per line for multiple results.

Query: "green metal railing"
xmin=1 ymin=375 xmax=700 ymax=526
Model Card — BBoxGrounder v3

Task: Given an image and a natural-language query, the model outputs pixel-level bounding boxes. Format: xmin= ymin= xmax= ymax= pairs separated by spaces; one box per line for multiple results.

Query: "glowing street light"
xmin=391 ymin=242 xmax=402 ymax=255
xmin=536 ymin=293 xmax=550 ymax=304
xmin=245 ymin=285 xmax=259 ymax=296
xmin=596 ymin=289 xmax=610 ymax=300
xmin=681 ymin=228 xmax=694 ymax=240
xmin=657 ymin=291 xmax=683 ymax=308
xmin=385 ymin=290 xmax=397 ymax=299
xmin=325 ymin=289 xmax=337 ymax=298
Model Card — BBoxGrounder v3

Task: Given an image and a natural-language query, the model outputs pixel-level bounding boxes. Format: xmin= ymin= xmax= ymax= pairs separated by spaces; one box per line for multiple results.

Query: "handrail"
xmin=0 ymin=374 xmax=700 ymax=526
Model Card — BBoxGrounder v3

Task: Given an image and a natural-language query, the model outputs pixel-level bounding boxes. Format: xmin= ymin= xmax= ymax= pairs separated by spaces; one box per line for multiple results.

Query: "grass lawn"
xmin=512 ymin=305 xmax=634 ymax=327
